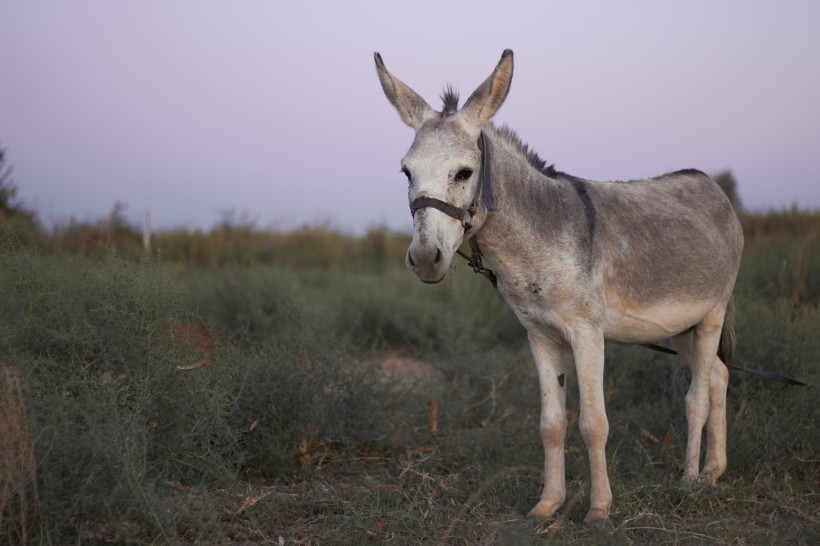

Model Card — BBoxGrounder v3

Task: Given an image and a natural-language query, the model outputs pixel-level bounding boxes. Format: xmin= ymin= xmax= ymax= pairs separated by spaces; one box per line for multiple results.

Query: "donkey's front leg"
xmin=572 ymin=330 xmax=612 ymax=527
xmin=526 ymin=332 xmax=568 ymax=520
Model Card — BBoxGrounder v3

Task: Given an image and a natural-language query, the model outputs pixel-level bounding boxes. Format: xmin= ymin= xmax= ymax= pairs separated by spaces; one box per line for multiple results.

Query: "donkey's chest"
xmin=496 ymin=270 xmax=598 ymax=342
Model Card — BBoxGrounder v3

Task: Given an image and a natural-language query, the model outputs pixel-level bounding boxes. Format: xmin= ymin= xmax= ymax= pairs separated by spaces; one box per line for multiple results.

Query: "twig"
xmin=176 ymin=359 xmax=213 ymax=371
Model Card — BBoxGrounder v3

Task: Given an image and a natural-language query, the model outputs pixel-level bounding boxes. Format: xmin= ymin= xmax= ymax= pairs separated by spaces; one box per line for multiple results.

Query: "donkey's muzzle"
xmin=406 ymin=242 xmax=446 ymax=283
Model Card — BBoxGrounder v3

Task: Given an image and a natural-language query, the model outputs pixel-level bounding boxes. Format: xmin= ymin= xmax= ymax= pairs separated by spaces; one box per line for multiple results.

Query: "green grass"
xmin=1 ymin=224 xmax=818 ymax=544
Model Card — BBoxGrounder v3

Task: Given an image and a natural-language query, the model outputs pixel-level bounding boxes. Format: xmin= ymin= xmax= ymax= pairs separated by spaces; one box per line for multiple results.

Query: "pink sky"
xmin=1 ymin=1 xmax=818 ymax=234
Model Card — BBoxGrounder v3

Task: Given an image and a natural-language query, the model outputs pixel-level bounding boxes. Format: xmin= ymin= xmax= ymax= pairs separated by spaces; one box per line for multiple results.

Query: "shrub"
xmin=0 ymin=251 xmax=239 ymax=541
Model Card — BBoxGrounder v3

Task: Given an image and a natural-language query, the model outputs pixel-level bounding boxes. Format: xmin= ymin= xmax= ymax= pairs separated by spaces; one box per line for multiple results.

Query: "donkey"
xmin=374 ymin=49 xmax=744 ymax=526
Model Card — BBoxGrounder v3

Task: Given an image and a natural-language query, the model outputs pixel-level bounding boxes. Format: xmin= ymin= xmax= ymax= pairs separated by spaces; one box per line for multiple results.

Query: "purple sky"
xmin=1 ymin=1 xmax=818 ymax=234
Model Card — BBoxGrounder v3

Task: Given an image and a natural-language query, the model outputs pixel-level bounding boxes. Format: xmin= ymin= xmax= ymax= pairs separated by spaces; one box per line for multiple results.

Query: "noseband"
xmin=409 ymin=130 xmax=497 ymax=231
xmin=408 ymin=130 xmax=498 ymax=288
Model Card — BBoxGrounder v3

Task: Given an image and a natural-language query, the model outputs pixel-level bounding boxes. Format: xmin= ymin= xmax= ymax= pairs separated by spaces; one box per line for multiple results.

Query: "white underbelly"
xmin=603 ymin=299 xmax=716 ymax=343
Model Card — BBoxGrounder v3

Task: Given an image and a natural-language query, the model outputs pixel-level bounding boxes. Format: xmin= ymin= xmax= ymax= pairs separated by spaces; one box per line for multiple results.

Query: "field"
xmin=1 ymin=211 xmax=818 ymax=545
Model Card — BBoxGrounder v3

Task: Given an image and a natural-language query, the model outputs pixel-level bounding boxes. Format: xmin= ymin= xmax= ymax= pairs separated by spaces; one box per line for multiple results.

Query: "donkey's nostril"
xmin=434 ymin=248 xmax=442 ymax=264
xmin=407 ymin=251 xmax=416 ymax=267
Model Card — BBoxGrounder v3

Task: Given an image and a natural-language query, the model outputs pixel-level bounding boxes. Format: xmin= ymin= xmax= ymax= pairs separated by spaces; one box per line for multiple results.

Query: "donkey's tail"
xmin=717 ymin=296 xmax=735 ymax=365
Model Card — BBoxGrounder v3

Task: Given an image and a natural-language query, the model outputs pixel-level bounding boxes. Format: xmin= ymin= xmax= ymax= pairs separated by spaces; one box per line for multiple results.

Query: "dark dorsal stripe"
xmin=559 ymin=173 xmax=596 ymax=250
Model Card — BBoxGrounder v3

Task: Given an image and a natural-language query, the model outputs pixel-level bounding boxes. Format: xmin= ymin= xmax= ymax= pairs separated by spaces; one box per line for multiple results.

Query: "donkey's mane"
xmin=487 ymin=123 xmax=558 ymax=178
xmin=440 ymin=86 xmax=460 ymax=116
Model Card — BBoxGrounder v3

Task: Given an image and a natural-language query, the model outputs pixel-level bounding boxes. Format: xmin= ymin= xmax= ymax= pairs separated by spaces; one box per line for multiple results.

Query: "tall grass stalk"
xmin=0 ymin=365 xmax=39 ymax=546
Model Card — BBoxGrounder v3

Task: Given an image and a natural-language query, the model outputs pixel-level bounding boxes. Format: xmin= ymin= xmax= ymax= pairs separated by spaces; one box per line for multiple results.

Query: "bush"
xmin=0 ymin=251 xmax=239 ymax=541
xmin=0 ymin=251 xmax=423 ymax=542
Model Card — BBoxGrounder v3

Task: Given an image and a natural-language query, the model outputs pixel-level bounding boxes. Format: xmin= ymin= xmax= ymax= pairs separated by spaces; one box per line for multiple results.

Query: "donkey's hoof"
xmin=526 ymin=500 xmax=560 ymax=521
xmin=700 ymin=465 xmax=726 ymax=484
xmin=680 ymin=473 xmax=701 ymax=489
xmin=681 ymin=473 xmax=714 ymax=490
xmin=583 ymin=508 xmax=611 ymax=528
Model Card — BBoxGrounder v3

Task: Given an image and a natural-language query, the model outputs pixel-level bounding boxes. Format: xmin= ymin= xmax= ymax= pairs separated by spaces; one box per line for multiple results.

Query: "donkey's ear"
xmin=374 ymin=52 xmax=436 ymax=130
xmin=461 ymin=49 xmax=514 ymax=125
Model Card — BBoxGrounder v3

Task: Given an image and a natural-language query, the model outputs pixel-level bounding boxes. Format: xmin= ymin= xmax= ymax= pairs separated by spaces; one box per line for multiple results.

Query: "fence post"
xmin=143 ymin=209 xmax=152 ymax=255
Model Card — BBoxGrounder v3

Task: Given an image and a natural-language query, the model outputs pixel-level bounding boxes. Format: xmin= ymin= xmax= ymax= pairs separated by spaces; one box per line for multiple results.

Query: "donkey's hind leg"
xmin=671 ymin=318 xmax=727 ymax=483
xmin=702 ymin=356 xmax=728 ymax=481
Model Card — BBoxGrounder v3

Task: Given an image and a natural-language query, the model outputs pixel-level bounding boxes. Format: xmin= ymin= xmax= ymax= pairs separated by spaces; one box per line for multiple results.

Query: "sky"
xmin=1 ymin=1 xmax=819 ymax=234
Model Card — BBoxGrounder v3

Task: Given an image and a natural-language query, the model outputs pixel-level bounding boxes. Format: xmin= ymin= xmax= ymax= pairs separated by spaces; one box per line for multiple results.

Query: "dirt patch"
xmin=378 ymin=352 xmax=446 ymax=393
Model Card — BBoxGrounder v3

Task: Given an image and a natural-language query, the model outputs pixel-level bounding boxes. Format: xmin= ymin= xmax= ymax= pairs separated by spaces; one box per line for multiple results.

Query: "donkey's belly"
xmin=603 ymin=298 xmax=717 ymax=343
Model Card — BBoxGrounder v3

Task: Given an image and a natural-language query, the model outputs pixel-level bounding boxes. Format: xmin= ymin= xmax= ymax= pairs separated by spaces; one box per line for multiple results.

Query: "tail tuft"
xmin=717 ymin=296 xmax=735 ymax=365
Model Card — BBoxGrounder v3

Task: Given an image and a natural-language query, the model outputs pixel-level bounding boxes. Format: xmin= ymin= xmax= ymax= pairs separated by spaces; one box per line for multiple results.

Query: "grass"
xmin=0 ymin=365 xmax=39 ymax=546
xmin=0 ymin=217 xmax=818 ymax=544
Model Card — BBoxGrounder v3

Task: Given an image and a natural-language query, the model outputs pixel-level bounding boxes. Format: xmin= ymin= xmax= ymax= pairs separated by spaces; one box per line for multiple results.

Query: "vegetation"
xmin=0 ymin=147 xmax=40 ymax=248
xmin=0 ymin=171 xmax=818 ymax=543
xmin=714 ymin=170 xmax=743 ymax=213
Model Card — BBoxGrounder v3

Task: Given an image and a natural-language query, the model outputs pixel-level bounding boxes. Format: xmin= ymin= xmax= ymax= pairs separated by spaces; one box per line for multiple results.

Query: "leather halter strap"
xmin=409 ymin=196 xmax=466 ymax=222
xmin=408 ymin=130 xmax=496 ymax=228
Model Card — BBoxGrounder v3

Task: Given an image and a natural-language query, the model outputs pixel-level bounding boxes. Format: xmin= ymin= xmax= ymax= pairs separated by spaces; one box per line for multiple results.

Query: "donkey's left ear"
xmin=374 ymin=52 xmax=437 ymax=130
xmin=461 ymin=49 xmax=514 ymax=125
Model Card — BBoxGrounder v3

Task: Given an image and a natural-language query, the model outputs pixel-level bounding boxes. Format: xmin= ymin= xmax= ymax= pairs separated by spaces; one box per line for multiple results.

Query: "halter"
xmin=409 ymin=130 xmax=497 ymax=230
xmin=408 ymin=130 xmax=498 ymax=288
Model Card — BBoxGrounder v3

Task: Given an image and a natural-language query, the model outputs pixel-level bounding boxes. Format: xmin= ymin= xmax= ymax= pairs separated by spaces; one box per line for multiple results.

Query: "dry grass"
xmin=0 ymin=364 xmax=39 ymax=546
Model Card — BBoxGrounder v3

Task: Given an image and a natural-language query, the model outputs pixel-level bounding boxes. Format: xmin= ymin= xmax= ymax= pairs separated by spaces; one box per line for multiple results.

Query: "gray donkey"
xmin=374 ymin=49 xmax=743 ymax=526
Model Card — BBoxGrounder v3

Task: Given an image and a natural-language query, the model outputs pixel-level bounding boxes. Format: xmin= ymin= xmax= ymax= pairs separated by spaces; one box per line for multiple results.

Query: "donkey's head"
xmin=375 ymin=50 xmax=514 ymax=283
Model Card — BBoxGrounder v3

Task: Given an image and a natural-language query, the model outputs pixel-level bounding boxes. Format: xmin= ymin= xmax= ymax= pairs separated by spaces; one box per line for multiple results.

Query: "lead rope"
xmin=642 ymin=342 xmax=816 ymax=387
xmin=456 ymin=239 xmax=498 ymax=289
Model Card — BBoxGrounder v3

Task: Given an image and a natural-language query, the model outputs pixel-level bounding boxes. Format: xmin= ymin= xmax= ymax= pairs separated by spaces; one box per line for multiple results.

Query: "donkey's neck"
xmin=474 ymin=133 xmax=594 ymax=286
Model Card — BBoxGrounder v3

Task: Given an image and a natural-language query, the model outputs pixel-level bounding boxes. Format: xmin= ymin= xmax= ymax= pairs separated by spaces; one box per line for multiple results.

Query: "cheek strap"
xmin=408 ymin=131 xmax=496 ymax=228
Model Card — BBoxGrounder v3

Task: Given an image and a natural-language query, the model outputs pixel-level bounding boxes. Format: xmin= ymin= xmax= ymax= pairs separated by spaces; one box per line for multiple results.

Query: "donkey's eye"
xmin=401 ymin=167 xmax=412 ymax=183
xmin=454 ymin=168 xmax=473 ymax=182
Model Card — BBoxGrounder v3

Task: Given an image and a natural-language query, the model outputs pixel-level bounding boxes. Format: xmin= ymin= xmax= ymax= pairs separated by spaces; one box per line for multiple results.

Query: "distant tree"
xmin=714 ymin=170 xmax=743 ymax=213
xmin=0 ymin=144 xmax=42 ymax=245
xmin=99 ymin=201 xmax=141 ymax=254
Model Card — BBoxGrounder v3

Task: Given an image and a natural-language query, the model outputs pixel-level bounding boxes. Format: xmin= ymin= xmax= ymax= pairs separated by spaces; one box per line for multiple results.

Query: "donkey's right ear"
xmin=461 ymin=49 xmax=514 ymax=125
xmin=374 ymin=53 xmax=436 ymax=130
